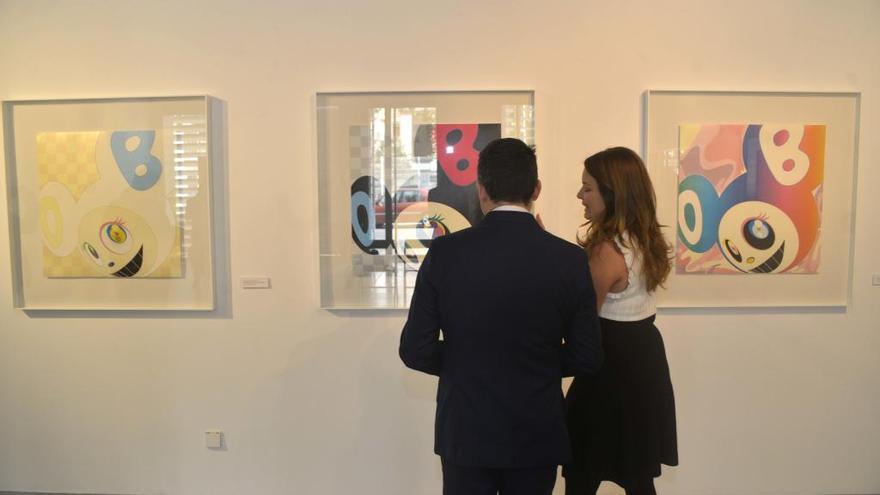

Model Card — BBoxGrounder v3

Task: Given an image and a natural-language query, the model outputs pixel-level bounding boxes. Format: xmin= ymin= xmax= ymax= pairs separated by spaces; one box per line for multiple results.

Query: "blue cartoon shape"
xmin=351 ymin=191 xmax=376 ymax=249
xmin=350 ymin=175 xmax=393 ymax=255
xmin=110 ymin=131 xmax=162 ymax=191
xmin=677 ymin=175 xmax=723 ymax=253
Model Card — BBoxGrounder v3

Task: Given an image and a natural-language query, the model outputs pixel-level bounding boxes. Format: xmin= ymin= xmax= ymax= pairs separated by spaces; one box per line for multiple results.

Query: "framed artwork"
xmin=643 ymin=90 xmax=859 ymax=308
xmin=3 ymin=96 xmax=217 ymax=310
xmin=316 ymin=90 xmax=535 ymax=309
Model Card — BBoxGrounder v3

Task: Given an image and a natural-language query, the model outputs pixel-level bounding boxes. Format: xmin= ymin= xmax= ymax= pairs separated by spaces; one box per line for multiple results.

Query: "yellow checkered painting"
xmin=37 ymin=130 xmax=183 ymax=278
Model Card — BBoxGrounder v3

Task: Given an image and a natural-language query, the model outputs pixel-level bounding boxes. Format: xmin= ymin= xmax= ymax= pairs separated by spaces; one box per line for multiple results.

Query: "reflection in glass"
xmin=317 ymin=91 xmax=535 ymax=308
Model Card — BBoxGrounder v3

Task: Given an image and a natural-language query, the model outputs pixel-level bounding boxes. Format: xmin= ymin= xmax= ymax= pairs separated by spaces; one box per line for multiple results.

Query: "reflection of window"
xmin=367 ymin=106 xmax=439 ymax=298
xmin=396 ymin=190 xmax=420 ymax=203
xmin=166 ymin=114 xmax=208 ymax=260
xmin=370 ymin=177 xmax=385 ymax=206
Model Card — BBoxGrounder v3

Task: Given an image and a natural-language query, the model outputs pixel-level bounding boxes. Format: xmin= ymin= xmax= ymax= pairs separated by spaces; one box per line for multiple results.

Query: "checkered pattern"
xmin=352 ymin=249 xmax=396 ymax=276
xmin=348 ymin=125 xmax=393 ymax=275
xmin=349 ymin=125 xmax=371 ymax=177
xmin=38 ymin=131 xmax=101 ymax=277
xmin=43 ymin=247 xmax=94 ymax=278
xmin=36 ymin=131 xmax=101 ymax=201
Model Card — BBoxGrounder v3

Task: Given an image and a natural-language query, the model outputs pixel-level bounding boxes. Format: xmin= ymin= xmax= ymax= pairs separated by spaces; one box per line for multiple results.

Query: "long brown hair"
xmin=578 ymin=147 xmax=671 ymax=291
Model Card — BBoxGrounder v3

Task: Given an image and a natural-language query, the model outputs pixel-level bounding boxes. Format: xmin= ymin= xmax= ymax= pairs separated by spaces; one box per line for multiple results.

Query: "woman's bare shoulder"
xmin=590 ymin=238 xmax=628 ymax=283
xmin=590 ymin=239 xmax=624 ymax=261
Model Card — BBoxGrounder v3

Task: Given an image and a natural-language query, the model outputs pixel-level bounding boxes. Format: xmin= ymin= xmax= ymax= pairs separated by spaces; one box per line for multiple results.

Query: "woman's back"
xmin=598 ymin=234 xmax=656 ymax=322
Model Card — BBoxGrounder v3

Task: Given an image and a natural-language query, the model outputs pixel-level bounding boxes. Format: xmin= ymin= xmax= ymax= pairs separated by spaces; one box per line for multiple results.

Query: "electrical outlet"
xmin=872 ymin=273 xmax=880 ymax=287
xmin=205 ymin=430 xmax=223 ymax=449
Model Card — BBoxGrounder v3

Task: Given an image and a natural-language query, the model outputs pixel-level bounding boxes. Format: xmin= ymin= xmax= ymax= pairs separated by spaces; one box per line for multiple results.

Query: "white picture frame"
xmin=643 ymin=90 xmax=859 ymax=308
xmin=3 ymin=95 xmax=218 ymax=310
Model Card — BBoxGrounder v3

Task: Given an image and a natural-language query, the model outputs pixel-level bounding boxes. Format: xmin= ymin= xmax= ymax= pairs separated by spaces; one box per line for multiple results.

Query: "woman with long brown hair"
xmin=563 ymin=147 xmax=678 ymax=495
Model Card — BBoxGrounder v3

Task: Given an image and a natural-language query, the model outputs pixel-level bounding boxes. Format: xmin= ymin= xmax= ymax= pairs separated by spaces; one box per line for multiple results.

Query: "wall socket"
xmin=873 ymin=273 xmax=880 ymax=287
xmin=205 ymin=430 xmax=224 ymax=449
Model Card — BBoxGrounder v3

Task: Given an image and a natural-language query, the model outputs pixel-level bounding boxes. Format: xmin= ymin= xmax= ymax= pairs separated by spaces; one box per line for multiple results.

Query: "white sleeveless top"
xmin=598 ymin=235 xmax=656 ymax=322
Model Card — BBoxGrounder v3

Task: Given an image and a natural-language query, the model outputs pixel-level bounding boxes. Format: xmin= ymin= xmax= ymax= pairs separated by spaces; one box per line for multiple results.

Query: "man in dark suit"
xmin=399 ymin=138 xmax=603 ymax=495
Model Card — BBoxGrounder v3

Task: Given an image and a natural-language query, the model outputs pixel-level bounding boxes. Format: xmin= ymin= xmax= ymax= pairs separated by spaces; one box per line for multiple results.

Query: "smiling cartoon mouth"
xmin=750 ymin=242 xmax=785 ymax=273
xmin=112 ymin=246 xmax=144 ymax=277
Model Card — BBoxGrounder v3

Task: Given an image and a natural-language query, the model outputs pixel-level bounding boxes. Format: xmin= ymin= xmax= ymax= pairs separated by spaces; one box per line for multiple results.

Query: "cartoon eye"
xmin=107 ymin=224 xmax=127 ymax=243
xmin=419 ymin=214 xmax=449 ymax=239
xmin=743 ymin=218 xmax=775 ymax=250
xmin=99 ymin=221 xmax=133 ymax=254
xmin=426 ymin=214 xmax=449 ymax=237
xmin=82 ymin=242 xmax=104 ymax=266
xmin=724 ymin=239 xmax=743 ymax=263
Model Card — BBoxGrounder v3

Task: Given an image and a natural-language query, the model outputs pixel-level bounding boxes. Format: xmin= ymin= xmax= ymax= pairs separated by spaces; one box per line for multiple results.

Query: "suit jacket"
xmin=399 ymin=210 xmax=602 ymax=468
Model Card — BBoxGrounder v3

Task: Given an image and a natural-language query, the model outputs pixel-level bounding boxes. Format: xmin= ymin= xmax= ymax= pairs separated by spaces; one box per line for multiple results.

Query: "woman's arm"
xmin=588 ymin=240 xmax=628 ymax=311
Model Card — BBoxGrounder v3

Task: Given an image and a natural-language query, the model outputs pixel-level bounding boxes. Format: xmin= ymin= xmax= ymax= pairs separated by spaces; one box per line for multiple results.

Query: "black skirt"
xmin=564 ymin=316 xmax=678 ymax=481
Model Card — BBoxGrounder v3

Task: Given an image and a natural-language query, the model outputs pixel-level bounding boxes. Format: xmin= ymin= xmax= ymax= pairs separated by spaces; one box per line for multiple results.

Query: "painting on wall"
xmin=36 ymin=130 xmax=183 ymax=279
xmin=3 ymin=96 xmax=218 ymax=310
xmin=676 ymin=123 xmax=825 ymax=275
xmin=643 ymin=91 xmax=859 ymax=308
xmin=317 ymin=91 xmax=535 ymax=309
xmin=349 ymin=123 xmax=499 ymax=271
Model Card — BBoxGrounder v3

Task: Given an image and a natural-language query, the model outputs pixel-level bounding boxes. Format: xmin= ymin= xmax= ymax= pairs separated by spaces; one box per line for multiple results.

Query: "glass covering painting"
xmin=676 ymin=123 xmax=825 ymax=275
xmin=317 ymin=91 xmax=535 ymax=308
xmin=644 ymin=91 xmax=858 ymax=307
xmin=3 ymin=96 xmax=216 ymax=310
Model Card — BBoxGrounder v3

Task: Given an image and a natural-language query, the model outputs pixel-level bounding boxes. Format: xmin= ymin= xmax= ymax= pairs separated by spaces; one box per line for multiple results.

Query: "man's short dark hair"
xmin=477 ymin=138 xmax=537 ymax=204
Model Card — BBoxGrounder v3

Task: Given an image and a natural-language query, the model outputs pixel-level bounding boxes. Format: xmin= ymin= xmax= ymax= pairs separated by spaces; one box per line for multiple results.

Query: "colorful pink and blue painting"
xmin=677 ymin=123 xmax=825 ymax=274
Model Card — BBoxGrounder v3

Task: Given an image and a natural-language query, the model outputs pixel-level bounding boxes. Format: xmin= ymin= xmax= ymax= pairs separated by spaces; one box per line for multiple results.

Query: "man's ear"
xmin=531 ymin=179 xmax=542 ymax=202
xmin=477 ymin=182 xmax=489 ymax=203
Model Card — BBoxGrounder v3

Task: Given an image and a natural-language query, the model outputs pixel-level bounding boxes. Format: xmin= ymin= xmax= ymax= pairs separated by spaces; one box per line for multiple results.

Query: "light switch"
xmin=205 ymin=430 xmax=223 ymax=449
xmin=872 ymin=273 xmax=880 ymax=287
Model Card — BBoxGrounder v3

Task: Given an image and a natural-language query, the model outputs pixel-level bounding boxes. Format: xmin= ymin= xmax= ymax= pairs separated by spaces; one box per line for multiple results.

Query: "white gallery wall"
xmin=0 ymin=1 xmax=878 ymax=494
